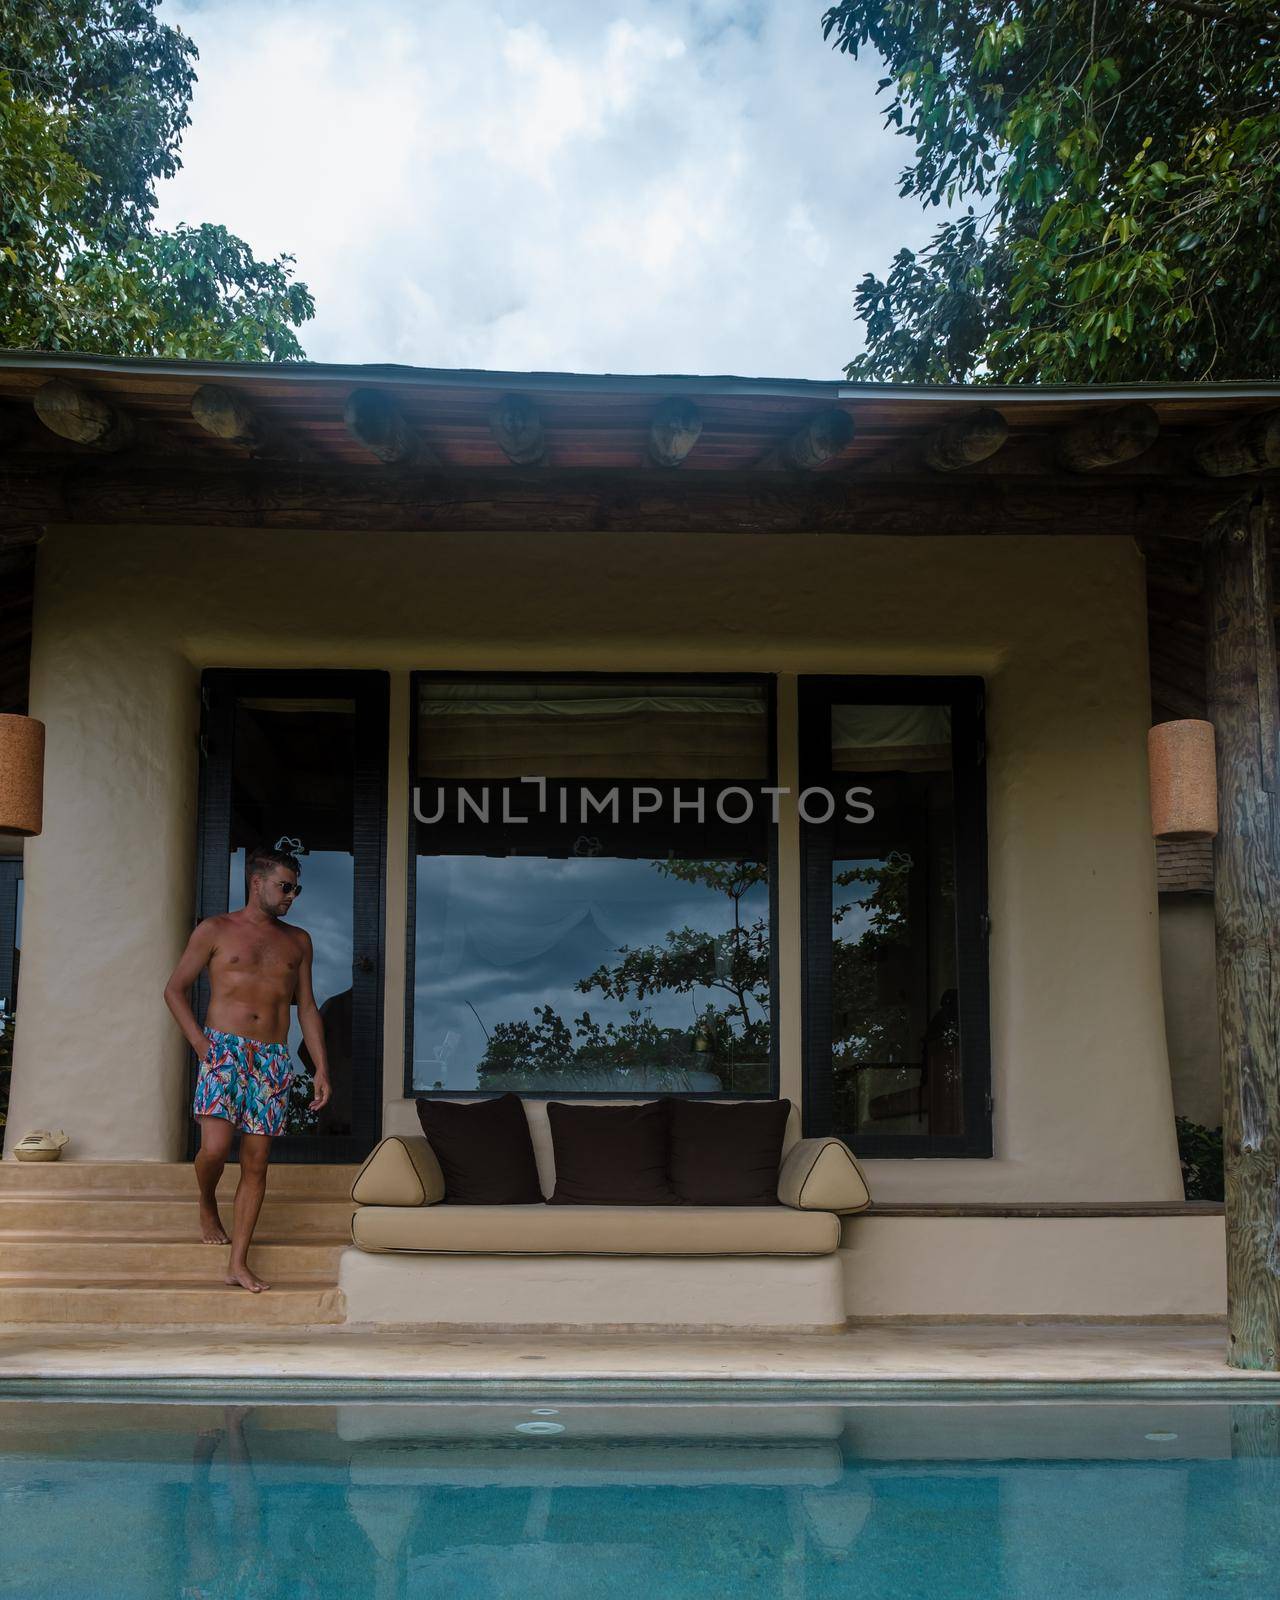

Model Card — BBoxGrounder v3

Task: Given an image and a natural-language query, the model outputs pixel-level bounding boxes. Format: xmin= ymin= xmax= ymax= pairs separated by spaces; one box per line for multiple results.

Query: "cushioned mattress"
xmin=351 ymin=1203 xmax=840 ymax=1256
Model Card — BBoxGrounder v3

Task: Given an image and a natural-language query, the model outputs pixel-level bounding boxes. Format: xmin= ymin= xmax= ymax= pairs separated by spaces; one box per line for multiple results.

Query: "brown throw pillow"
xmin=415 ymin=1093 xmax=543 ymax=1204
xmin=669 ymin=1098 xmax=792 ymax=1205
xmin=547 ymin=1100 xmax=676 ymax=1205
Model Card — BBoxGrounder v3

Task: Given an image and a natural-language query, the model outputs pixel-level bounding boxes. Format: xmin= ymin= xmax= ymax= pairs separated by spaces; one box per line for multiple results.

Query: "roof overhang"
xmin=0 ymin=351 xmax=1276 ymax=545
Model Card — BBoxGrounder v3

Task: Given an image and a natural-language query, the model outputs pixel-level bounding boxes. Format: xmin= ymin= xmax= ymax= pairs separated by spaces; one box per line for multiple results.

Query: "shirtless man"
xmin=164 ymin=843 xmax=331 ymax=1292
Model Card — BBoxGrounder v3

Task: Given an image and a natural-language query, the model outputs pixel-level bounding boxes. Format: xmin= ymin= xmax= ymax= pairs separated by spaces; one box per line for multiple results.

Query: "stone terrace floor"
xmin=2 ymin=1320 xmax=1279 ymax=1395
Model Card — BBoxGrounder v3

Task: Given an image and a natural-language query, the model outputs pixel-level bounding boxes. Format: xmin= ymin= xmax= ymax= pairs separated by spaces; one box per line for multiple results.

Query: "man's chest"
xmin=214 ymin=932 xmax=300 ymax=982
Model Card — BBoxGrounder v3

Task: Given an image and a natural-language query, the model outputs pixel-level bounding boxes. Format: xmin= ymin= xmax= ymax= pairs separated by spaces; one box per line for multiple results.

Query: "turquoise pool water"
xmin=0 ymin=1397 xmax=1278 ymax=1598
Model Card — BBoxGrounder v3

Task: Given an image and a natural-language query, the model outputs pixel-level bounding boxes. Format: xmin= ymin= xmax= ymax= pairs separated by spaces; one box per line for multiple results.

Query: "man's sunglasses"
xmin=272 ymin=879 xmax=302 ymax=897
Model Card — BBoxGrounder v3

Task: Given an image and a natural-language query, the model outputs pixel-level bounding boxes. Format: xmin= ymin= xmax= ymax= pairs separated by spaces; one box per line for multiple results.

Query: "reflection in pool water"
xmin=0 ymin=1398 xmax=1277 ymax=1598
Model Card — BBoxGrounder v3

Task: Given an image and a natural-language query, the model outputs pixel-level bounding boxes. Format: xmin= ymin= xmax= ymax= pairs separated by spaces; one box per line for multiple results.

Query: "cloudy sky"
xmin=156 ymin=0 xmax=935 ymax=379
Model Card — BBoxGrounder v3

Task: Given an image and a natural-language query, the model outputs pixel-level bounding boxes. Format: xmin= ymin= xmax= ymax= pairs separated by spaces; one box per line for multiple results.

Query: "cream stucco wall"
xmin=840 ymin=1215 xmax=1225 ymax=1318
xmin=4 ymin=523 xmax=1183 ymax=1202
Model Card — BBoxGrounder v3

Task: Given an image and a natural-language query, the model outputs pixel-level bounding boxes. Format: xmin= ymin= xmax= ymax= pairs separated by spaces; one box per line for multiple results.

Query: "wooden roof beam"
xmin=33 ymin=379 xmax=134 ymax=451
xmin=1057 ymin=403 xmax=1159 ymax=472
xmin=490 ymin=394 xmax=546 ymax=466
xmin=648 ymin=398 xmax=702 ymax=467
xmin=0 ymin=459 xmax=1241 ymax=539
xmin=344 ymin=388 xmax=439 ymax=466
xmin=923 ymin=407 xmax=1008 ymax=471
xmin=1194 ymin=409 xmax=1280 ymax=477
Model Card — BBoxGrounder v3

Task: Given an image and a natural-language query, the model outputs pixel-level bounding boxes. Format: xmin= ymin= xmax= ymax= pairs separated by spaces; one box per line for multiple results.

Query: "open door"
xmin=192 ymin=670 xmax=388 ymax=1163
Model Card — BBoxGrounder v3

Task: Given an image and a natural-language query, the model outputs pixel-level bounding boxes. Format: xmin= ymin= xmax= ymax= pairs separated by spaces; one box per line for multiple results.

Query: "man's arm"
xmin=163 ymin=920 xmax=220 ymax=1058
xmin=293 ymin=930 xmax=332 ymax=1113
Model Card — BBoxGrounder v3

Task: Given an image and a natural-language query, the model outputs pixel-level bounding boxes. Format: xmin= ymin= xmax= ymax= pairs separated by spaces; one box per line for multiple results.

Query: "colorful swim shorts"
xmin=192 ymin=1026 xmax=296 ymax=1138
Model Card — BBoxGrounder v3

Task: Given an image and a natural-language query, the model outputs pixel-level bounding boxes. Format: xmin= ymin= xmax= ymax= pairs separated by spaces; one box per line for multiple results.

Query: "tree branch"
xmin=1150 ymin=0 xmax=1280 ymax=36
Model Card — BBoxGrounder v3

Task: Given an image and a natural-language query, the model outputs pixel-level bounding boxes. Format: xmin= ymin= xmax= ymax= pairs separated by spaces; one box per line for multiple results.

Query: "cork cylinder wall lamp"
xmin=0 ymin=714 xmax=45 ymax=836
xmin=1148 ymin=719 xmax=1218 ymax=841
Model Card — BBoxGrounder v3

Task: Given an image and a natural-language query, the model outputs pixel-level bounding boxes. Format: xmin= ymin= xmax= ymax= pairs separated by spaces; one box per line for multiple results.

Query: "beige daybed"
xmin=339 ymin=1100 xmax=870 ymax=1332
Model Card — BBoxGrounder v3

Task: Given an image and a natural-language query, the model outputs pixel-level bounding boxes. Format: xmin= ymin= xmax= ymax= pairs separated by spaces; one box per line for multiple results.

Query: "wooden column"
xmin=1204 ymin=495 xmax=1280 ymax=1370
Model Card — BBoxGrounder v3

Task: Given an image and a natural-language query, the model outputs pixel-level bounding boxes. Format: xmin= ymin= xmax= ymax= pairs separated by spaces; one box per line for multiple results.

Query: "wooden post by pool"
xmin=1204 ymin=494 xmax=1280 ymax=1371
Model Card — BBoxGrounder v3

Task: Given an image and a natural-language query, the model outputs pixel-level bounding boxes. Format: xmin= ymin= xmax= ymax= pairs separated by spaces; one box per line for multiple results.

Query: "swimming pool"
xmin=0 ymin=1396 xmax=1277 ymax=1598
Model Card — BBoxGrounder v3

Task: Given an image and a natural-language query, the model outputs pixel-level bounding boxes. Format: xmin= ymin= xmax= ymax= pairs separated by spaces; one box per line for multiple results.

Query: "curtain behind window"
xmin=418 ymin=679 xmax=769 ymax=779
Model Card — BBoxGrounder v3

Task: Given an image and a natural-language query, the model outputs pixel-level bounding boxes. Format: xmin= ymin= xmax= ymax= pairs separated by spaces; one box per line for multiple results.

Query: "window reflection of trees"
xmin=475 ymin=858 xmax=771 ymax=1094
xmin=831 ymin=846 xmax=961 ymax=1137
xmin=832 ymin=855 xmax=912 ymax=1068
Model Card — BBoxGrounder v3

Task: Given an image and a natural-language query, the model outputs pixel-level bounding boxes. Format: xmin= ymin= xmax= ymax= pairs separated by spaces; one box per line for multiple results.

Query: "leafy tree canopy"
xmin=824 ymin=0 xmax=1280 ymax=382
xmin=0 ymin=0 xmax=313 ymax=357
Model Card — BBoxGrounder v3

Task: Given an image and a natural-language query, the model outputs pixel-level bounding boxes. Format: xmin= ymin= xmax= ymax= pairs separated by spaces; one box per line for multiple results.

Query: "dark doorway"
xmin=0 ymin=856 xmax=21 ymax=1134
xmin=192 ymin=671 xmax=388 ymax=1163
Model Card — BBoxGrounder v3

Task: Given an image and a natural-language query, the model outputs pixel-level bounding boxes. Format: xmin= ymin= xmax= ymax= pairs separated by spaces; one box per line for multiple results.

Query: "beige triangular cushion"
xmin=777 ymin=1138 xmax=871 ymax=1213
xmin=351 ymin=1135 xmax=445 ymax=1207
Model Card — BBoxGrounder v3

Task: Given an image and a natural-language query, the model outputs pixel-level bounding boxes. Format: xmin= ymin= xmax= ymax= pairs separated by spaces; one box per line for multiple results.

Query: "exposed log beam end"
xmin=923 ymin=408 xmax=1008 ymax=471
xmin=769 ymin=408 xmax=855 ymax=471
xmin=344 ymin=388 xmax=437 ymax=466
xmin=33 ymin=379 xmax=134 ymax=451
xmin=648 ymin=398 xmax=702 ymax=467
xmin=1057 ymin=403 xmax=1159 ymax=472
xmin=191 ymin=384 xmax=263 ymax=450
xmin=490 ymin=394 xmax=547 ymax=466
xmin=1194 ymin=409 xmax=1280 ymax=478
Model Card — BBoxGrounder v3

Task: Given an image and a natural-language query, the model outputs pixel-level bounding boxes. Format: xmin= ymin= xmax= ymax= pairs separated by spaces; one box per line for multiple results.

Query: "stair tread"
xmin=0 ymin=1190 xmax=353 ymax=1201
xmin=0 ymin=1276 xmax=339 ymax=1291
xmin=0 ymin=1228 xmax=345 ymax=1241
xmin=0 ymin=1162 xmax=361 ymax=1174
xmin=0 ymin=1200 xmax=353 ymax=1225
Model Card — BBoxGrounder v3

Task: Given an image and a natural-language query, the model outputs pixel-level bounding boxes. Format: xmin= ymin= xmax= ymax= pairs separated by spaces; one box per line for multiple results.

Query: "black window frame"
xmin=799 ymin=674 xmax=992 ymax=1158
xmin=405 ymin=669 xmax=780 ymax=1100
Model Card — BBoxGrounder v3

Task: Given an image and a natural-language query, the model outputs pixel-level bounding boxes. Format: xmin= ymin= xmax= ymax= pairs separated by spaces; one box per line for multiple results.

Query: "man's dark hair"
xmin=245 ymin=843 xmax=301 ymax=884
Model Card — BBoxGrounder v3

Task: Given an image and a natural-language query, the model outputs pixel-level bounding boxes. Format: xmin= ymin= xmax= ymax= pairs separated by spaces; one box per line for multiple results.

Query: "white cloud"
xmin=158 ymin=0 xmax=935 ymax=377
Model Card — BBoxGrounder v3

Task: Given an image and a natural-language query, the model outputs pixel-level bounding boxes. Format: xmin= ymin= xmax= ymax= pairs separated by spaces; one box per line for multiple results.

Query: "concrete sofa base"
xmin=339 ymin=1248 xmax=847 ymax=1332
xmin=839 ymin=1214 xmax=1227 ymax=1319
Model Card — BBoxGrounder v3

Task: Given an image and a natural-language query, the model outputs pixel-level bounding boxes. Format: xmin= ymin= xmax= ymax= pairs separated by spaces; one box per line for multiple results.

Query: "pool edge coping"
xmin=3 ymin=1375 xmax=1279 ymax=1402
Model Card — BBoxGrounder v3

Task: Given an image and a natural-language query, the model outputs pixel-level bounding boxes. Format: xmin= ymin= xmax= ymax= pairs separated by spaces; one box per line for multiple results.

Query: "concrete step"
xmin=0 ymin=1239 xmax=345 ymax=1280
xmin=0 ymin=1278 xmax=346 ymax=1326
xmin=0 ymin=1195 xmax=355 ymax=1237
xmin=0 ymin=1161 xmax=360 ymax=1197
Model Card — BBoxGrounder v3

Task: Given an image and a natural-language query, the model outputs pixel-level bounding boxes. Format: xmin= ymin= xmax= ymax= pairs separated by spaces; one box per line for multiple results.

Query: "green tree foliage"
xmin=830 ymin=852 xmax=961 ymax=1131
xmin=0 ymin=0 xmax=313 ymax=357
xmin=1176 ymin=1115 xmax=1225 ymax=1200
xmin=476 ymin=860 xmax=772 ymax=1092
xmin=824 ymin=0 xmax=1280 ymax=381
xmin=831 ymin=858 xmax=911 ymax=1068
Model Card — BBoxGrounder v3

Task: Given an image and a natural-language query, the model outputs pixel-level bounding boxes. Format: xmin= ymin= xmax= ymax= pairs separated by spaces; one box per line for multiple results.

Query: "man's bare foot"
xmin=225 ymin=1265 xmax=270 ymax=1293
xmin=199 ymin=1203 xmax=229 ymax=1245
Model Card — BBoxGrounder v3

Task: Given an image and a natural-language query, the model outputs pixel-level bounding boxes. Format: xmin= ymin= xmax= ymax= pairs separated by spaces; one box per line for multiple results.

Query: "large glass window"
xmin=800 ymin=678 xmax=990 ymax=1156
xmin=408 ymin=675 xmax=776 ymax=1096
